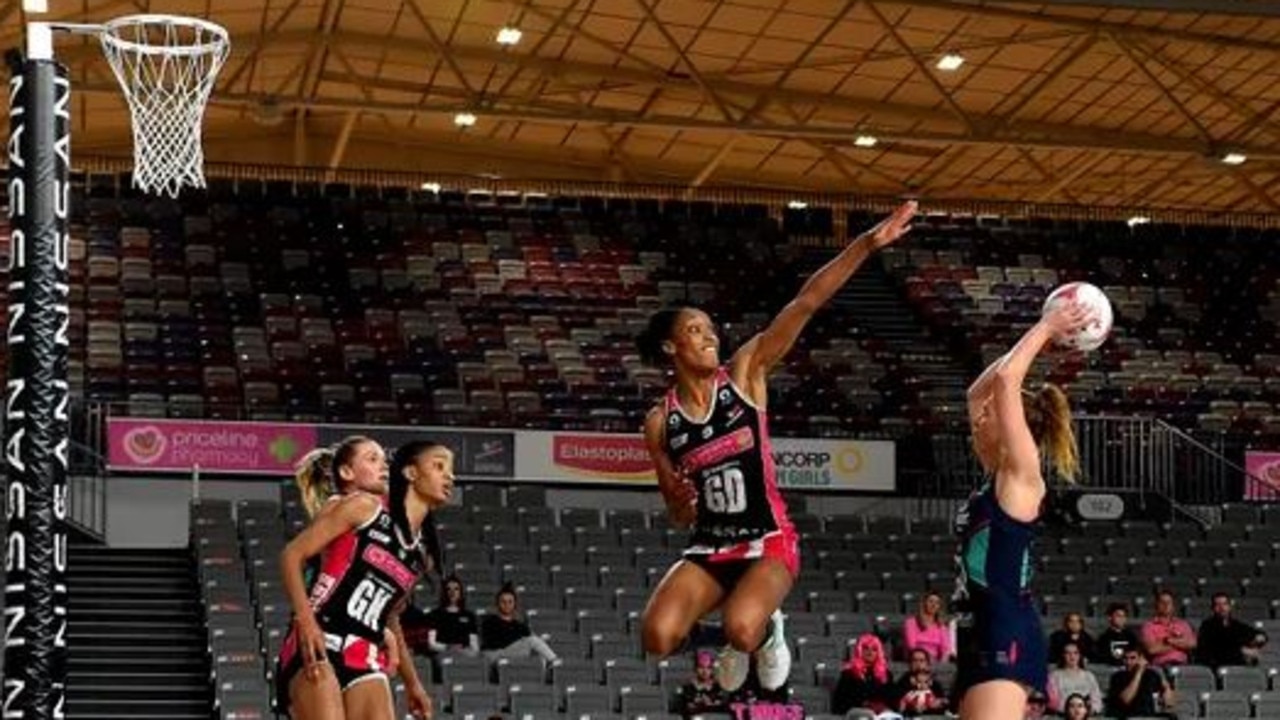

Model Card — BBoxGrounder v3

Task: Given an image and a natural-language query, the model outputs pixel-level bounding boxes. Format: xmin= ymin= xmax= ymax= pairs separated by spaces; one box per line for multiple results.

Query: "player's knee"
xmin=641 ymin=615 xmax=682 ymax=656
xmin=722 ymin=612 xmax=765 ymax=652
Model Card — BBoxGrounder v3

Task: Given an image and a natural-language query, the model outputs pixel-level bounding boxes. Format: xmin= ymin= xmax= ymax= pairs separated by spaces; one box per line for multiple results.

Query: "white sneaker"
xmin=754 ymin=610 xmax=791 ymax=690
xmin=716 ymin=644 xmax=750 ymax=692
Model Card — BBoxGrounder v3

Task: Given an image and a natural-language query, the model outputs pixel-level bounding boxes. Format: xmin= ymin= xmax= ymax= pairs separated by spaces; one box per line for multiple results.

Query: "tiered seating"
xmin=886 ymin=214 xmax=1280 ymax=442
xmin=192 ymin=499 xmax=273 ymax=719
xmin=183 ymin=472 xmax=1280 ymax=718
xmin=59 ymin=184 xmax=931 ymax=437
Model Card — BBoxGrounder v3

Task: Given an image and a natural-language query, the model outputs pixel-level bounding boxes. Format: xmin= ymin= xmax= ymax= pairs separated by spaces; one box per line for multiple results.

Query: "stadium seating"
xmin=177 ymin=478 xmax=1280 ymax=718
xmin=20 ymin=184 xmax=1276 ymax=463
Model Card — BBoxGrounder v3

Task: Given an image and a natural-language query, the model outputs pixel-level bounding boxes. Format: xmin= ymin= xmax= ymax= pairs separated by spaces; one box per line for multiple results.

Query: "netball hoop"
xmin=4 ymin=16 xmax=226 ymax=719
xmin=28 ymin=14 xmax=230 ymax=197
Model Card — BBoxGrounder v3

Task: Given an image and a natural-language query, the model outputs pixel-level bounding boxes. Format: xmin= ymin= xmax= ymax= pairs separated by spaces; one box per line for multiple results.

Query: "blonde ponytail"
xmin=1026 ymin=383 xmax=1079 ymax=482
xmin=295 ymin=447 xmax=336 ymax=518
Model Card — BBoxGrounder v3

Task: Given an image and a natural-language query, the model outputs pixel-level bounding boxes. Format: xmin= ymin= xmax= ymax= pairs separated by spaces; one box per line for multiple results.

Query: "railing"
xmin=0 ymin=408 xmax=109 ymax=543
xmin=910 ymin=416 xmax=1254 ymax=527
xmin=68 ymin=402 xmax=109 ymax=542
xmin=1075 ymin=415 xmax=1252 ymax=512
xmin=67 ymin=441 xmax=108 ymax=542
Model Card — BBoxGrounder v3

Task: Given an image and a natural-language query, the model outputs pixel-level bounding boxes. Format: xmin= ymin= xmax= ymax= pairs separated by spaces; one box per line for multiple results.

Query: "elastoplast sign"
xmin=516 ymin=431 xmax=895 ymax=491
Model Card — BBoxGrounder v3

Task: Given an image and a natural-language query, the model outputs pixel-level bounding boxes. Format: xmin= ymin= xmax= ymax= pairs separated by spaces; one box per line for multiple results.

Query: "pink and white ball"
xmin=1042 ymin=282 xmax=1113 ymax=352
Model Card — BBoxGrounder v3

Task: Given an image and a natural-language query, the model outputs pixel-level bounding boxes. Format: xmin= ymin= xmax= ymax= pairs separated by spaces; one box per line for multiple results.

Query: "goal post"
xmin=4 ymin=16 xmax=228 ymax=718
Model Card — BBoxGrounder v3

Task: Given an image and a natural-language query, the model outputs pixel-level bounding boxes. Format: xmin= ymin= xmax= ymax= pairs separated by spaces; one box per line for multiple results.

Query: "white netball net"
xmin=99 ymin=15 xmax=229 ymax=197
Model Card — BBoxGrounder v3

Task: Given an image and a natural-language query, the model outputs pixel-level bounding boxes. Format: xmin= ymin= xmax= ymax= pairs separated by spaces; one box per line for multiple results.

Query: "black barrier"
xmin=4 ymin=57 xmax=71 ymax=719
xmin=314 ymin=426 xmax=515 ymax=479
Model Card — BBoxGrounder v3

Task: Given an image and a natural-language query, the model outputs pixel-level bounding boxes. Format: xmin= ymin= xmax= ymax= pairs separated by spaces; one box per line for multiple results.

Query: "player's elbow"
xmin=992 ymin=367 xmax=1020 ymax=393
xmin=788 ymin=295 xmax=821 ymax=320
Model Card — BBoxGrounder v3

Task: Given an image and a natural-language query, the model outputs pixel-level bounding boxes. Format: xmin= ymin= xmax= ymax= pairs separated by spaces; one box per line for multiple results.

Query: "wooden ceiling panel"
xmin=12 ymin=0 xmax=1280 ymax=213
xmin=952 ymin=88 xmax=1012 ymax=115
xmin=769 ymin=11 xmax=840 ymax=43
xmin=814 ymin=20 xmax=883 ymax=51
xmin=706 ymin=3 xmax=774 ymax=34
xmin=688 ymin=28 xmax=757 ymax=59
xmin=653 ymin=0 xmax=717 ymax=27
xmin=740 ymin=36 xmax=810 ymax=65
xmin=960 ymin=66 xmax=1032 ymax=93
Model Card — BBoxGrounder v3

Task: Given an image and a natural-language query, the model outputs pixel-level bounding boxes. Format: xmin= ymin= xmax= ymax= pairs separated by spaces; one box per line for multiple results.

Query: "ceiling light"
xmin=421 ymin=182 xmax=442 ymax=193
xmin=936 ymin=53 xmax=965 ymax=71
xmin=454 ymin=112 xmax=477 ymax=128
xmin=854 ymin=135 xmax=879 ymax=148
xmin=1127 ymin=216 xmax=1151 ymax=227
xmin=496 ymin=27 xmax=523 ymax=45
xmin=787 ymin=200 xmax=808 ymax=210
xmin=1222 ymin=152 xmax=1247 ymax=165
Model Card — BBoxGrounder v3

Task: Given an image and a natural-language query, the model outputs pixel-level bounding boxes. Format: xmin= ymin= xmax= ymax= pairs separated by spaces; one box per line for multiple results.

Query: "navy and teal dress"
xmin=952 ymin=481 xmax=1047 ymax=698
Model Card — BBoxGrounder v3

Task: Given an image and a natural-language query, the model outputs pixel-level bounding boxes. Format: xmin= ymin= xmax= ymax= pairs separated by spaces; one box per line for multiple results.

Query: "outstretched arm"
xmin=731 ymin=202 xmax=917 ymax=395
xmin=989 ymin=303 xmax=1088 ymax=518
xmin=967 ymin=353 xmax=1006 ymax=422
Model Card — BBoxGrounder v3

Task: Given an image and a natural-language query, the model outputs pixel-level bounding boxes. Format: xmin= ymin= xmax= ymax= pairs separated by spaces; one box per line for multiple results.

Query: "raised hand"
xmin=864 ymin=200 xmax=918 ymax=251
xmin=1042 ymin=300 xmax=1093 ymax=344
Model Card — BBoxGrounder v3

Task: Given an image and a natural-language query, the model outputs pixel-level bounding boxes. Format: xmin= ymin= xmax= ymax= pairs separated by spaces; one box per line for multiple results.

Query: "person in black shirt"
xmin=1197 ymin=592 xmax=1267 ymax=668
xmin=425 ymin=574 xmax=479 ymax=656
xmin=1093 ymin=603 xmax=1140 ymax=667
xmin=1049 ymin=612 xmax=1095 ymax=666
xmin=479 ymin=584 xmax=558 ymax=664
xmin=678 ymin=650 xmax=728 ymax=718
xmin=1106 ymin=648 xmax=1173 ymax=719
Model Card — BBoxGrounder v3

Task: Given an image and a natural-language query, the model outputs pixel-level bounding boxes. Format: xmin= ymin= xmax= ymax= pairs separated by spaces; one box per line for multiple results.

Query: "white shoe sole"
xmin=716 ymin=646 xmax=750 ymax=692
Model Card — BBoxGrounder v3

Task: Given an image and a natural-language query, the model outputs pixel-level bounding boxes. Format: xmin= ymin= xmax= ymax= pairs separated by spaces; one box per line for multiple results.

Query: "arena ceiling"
xmin=7 ymin=0 xmax=1280 ymax=214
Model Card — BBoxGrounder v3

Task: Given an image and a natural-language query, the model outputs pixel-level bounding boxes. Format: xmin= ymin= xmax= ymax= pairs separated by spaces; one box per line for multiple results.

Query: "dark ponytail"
xmin=636 ymin=308 xmax=685 ymax=366
xmin=389 ymin=440 xmax=446 ymax=575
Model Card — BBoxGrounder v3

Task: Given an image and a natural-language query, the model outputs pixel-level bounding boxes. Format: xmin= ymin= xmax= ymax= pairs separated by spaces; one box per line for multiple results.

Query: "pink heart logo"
xmin=1264 ymin=462 xmax=1280 ymax=485
xmin=123 ymin=426 xmax=167 ymax=464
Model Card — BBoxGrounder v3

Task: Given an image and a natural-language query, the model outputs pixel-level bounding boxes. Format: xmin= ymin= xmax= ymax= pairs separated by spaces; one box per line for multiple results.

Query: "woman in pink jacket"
xmin=903 ymin=591 xmax=954 ymax=662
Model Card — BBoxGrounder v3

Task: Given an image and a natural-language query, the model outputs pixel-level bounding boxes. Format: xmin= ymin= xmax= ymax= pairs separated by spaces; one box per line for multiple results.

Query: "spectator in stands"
xmin=1024 ymin=690 xmax=1048 ymax=719
xmin=425 ymin=574 xmax=479 ymax=656
xmin=1062 ymin=692 xmax=1093 ymax=720
xmin=678 ymin=649 xmax=728 ymax=718
xmin=1141 ymin=590 xmax=1195 ymax=667
xmin=1047 ymin=642 xmax=1102 ymax=715
xmin=902 ymin=591 xmax=954 ymax=662
xmin=1105 ymin=647 xmax=1173 ymax=719
xmin=832 ymin=633 xmax=896 ymax=716
xmin=1049 ymin=612 xmax=1095 ymax=665
xmin=1196 ymin=592 xmax=1268 ymax=668
xmin=1093 ymin=602 xmax=1139 ymax=667
xmin=893 ymin=648 xmax=948 ymax=717
xmin=479 ymin=583 xmax=558 ymax=665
